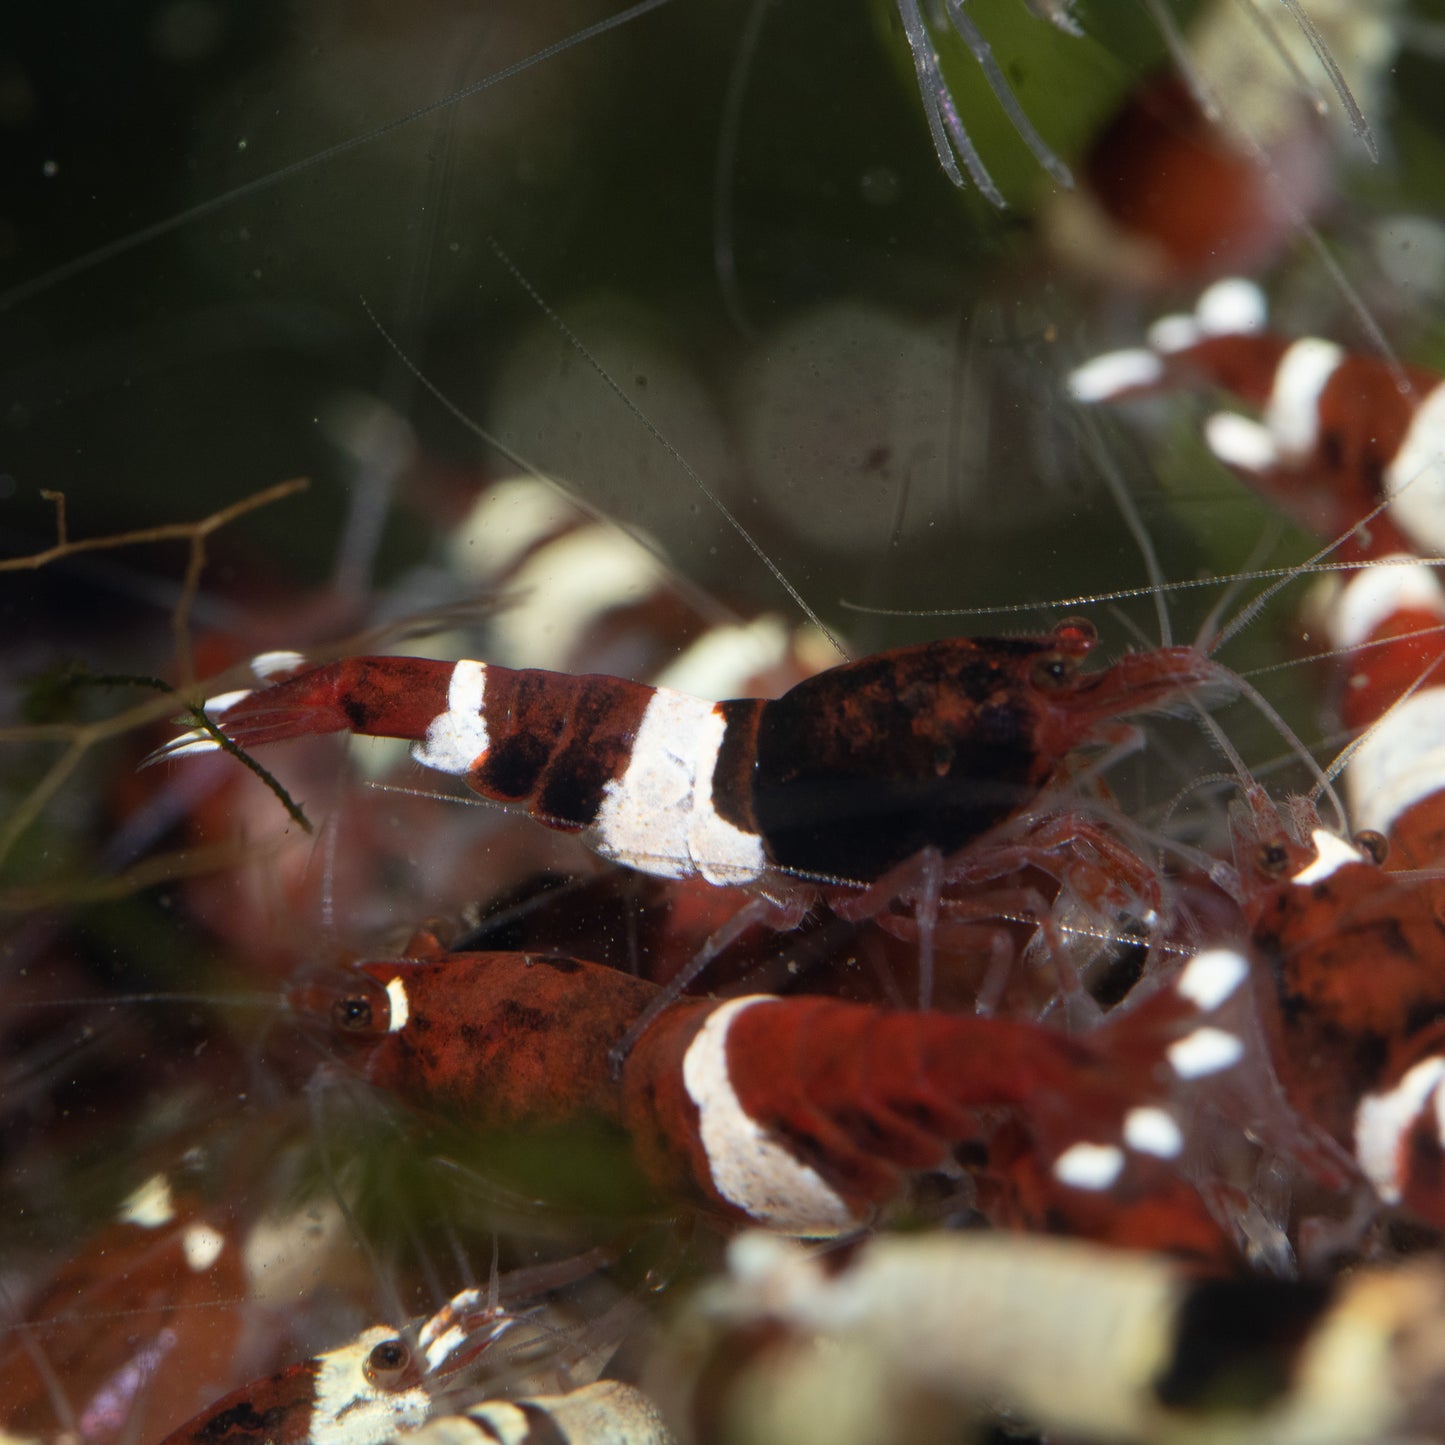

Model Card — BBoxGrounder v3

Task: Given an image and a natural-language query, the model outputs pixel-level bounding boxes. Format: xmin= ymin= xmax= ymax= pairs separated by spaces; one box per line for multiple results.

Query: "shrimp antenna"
xmin=1198 ymin=532 xmax=1352 ymax=833
xmin=1276 ymin=0 xmax=1377 ymax=158
xmin=0 ymin=0 xmax=675 ymax=311
xmin=1319 ymin=638 xmax=1445 ymax=799
xmin=1138 ymin=0 xmax=1221 ymax=121
xmin=358 ymin=295 xmax=740 ymax=636
xmin=1211 ymin=484 xmax=1415 ymax=655
xmin=1075 ymin=405 xmax=1171 ymax=645
xmin=838 ymin=557 xmax=1414 ymax=621
xmin=1233 ymin=0 xmax=1332 ymax=121
xmin=485 ymin=236 xmax=851 ymax=660
xmin=1193 ymin=517 xmax=1288 ymax=656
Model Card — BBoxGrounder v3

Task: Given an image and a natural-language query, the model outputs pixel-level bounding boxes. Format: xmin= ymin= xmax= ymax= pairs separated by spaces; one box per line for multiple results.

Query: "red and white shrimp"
xmin=1067 ymin=281 xmax=1445 ymax=1239
xmin=154 ymin=623 xmax=1217 ymax=895
xmin=1068 ymin=277 xmax=1445 ymax=563
xmin=1229 ymin=542 xmax=1445 ymax=1227
xmin=391 ymin=825 xmax=1445 ymax=1256
xmin=302 ymin=931 xmax=1249 ymax=1256
xmin=3 ymin=0 xmax=1437 ymax=1437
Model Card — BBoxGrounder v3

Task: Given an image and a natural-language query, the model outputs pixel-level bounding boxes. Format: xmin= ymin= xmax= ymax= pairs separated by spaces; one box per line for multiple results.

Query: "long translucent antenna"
xmin=1319 ymin=639 xmax=1445 ymax=795
xmin=0 ymin=0 xmax=675 ymax=311
xmin=329 ymin=26 xmax=498 ymax=604
xmin=1233 ymin=0 xmax=1331 ymax=120
xmin=485 ymin=236 xmax=851 ymax=660
xmin=1245 ymin=620 xmax=1445 ymax=685
xmin=838 ymin=557 xmax=1445 ymax=620
xmin=358 ymin=296 xmax=740 ymax=634
xmin=1075 ymin=407 xmax=1171 ymax=645
xmin=1140 ymin=0 xmax=1221 ymax=120
xmin=1193 ymin=518 xmax=1286 ymax=655
xmin=1211 ymin=486 xmax=1408 ymax=654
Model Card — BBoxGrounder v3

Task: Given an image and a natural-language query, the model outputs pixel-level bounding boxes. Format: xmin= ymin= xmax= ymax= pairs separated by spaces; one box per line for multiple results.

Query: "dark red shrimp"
xmin=1052 ymin=70 xmax=1331 ymax=286
xmin=300 ymin=933 xmax=1247 ymax=1257
xmin=1045 ymin=0 xmax=1391 ymax=290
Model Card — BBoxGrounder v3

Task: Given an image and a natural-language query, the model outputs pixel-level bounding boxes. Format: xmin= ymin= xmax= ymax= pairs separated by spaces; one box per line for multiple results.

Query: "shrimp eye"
xmin=364 ymin=1338 xmax=412 ymax=1389
xmin=1256 ymin=841 xmax=1291 ymax=876
xmin=330 ymin=977 xmax=390 ymax=1036
xmin=1353 ymin=829 xmax=1388 ymax=865
xmin=1030 ymin=653 xmax=1076 ymax=691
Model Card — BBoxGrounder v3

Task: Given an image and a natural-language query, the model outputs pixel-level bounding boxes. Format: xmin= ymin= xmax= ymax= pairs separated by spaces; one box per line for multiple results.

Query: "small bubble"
xmin=41 ymin=159 xmax=57 ymax=178
xmin=237 ymin=137 xmax=248 ymax=152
